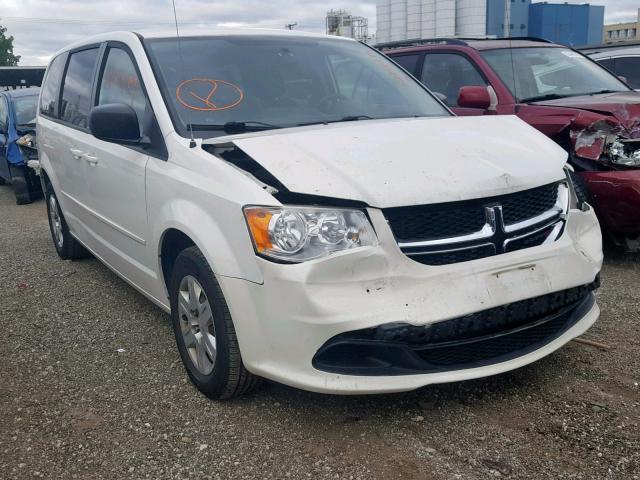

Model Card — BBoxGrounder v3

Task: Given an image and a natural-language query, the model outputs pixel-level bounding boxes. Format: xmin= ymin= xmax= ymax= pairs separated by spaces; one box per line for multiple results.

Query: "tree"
xmin=0 ymin=25 xmax=20 ymax=66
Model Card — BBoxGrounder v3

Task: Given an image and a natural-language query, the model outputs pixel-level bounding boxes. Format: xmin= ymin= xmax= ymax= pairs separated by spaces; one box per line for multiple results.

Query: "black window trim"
xmin=56 ymin=43 xmax=104 ymax=134
xmin=389 ymin=52 xmax=424 ymax=78
xmin=39 ymin=51 xmax=69 ymax=120
xmin=94 ymin=40 xmax=167 ymax=160
xmin=137 ymin=33 xmax=192 ymax=140
xmin=38 ymin=39 xmax=167 ymax=161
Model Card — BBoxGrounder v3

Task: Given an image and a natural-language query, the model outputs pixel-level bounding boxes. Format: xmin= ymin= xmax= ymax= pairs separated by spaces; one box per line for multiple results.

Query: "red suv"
xmin=383 ymin=38 xmax=640 ymax=251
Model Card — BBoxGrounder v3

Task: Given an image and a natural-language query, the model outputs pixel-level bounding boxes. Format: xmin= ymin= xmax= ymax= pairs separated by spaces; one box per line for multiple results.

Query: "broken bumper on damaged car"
xmin=570 ymin=112 xmax=640 ymax=242
xmin=217 ymin=205 xmax=602 ymax=394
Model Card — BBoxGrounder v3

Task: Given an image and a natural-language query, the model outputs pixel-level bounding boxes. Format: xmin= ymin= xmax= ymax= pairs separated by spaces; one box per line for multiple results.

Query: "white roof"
xmin=52 ymin=27 xmax=354 ymax=58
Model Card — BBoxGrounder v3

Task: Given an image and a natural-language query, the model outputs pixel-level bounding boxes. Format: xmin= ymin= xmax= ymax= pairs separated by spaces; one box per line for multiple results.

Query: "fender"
xmin=151 ymin=199 xmax=265 ymax=287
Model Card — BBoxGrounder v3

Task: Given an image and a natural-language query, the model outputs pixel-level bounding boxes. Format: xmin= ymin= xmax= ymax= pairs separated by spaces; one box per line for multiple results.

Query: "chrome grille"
xmin=385 ymin=182 xmax=569 ymax=266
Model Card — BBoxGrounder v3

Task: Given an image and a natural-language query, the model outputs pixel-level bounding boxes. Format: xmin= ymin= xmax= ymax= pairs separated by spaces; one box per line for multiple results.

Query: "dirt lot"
xmin=0 ymin=184 xmax=638 ymax=480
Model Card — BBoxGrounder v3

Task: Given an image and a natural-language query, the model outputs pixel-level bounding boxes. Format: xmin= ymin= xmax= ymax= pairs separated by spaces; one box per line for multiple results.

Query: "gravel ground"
xmin=1 ymin=184 xmax=639 ymax=480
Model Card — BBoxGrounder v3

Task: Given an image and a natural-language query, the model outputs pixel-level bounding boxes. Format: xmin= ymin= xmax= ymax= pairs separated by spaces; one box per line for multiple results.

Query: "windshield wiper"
xmin=522 ymin=90 xmax=626 ymax=103
xmin=297 ymin=115 xmax=375 ymax=127
xmin=521 ymin=93 xmax=572 ymax=103
xmin=186 ymin=121 xmax=282 ymax=133
xmin=587 ymin=89 xmax=624 ymax=96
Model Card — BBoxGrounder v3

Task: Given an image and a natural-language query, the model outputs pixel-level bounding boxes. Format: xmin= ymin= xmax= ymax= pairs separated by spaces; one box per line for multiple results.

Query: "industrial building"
xmin=376 ymin=0 xmax=531 ymax=44
xmin=376 ymin=0 xmax=604 ymax=47
xmin=326 ymin=9 xmax=370 ymax=42
xmin=603 ymin=8 xmax=640 ymax=44
xmin=529 ymin=2 xmax=604 ymax=47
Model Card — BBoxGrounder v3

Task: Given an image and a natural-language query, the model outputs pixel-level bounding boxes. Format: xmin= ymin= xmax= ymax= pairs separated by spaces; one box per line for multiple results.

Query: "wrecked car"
xmin=384 ymin=38 xmax=640 ymax=250
xmin=0 ymin=87 xmax=41 ymax=204
xmin=37 ymin=30 xmax=602 ymax=399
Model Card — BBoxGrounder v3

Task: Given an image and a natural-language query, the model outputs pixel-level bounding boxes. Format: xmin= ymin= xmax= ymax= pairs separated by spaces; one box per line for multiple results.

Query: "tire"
xmin=568 ymin=170 xmax=592 ymax=206
xmin=9 ymin=165 xmax=32 ymax=205
xmin=45 ymin=184 xmax=89 ymax=260
xmin=169 ymin=246 xmax=262 ymax=399
xmin=0 ymin=176 xmax=6 ymax=186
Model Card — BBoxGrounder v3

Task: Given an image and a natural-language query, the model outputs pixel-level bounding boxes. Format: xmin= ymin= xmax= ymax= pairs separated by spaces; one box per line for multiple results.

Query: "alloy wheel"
xmin=178 ymin=275 xmax=217 ymax=375
xmin=49 ymin=195 xmax=64 ymax=249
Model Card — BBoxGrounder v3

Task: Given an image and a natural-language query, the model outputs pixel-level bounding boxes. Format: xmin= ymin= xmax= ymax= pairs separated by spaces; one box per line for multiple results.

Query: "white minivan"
xmin=37 ymin=29 xmax=603 ymax=399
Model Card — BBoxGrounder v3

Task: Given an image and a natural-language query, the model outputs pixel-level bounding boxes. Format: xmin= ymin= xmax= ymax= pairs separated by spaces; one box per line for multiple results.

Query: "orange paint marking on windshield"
xmin=176 ymin=78 xmax=244 ymax=112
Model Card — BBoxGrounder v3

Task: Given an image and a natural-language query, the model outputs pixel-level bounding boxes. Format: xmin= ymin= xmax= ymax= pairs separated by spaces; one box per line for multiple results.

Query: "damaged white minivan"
xmin=37 ymin=29 xmax=603 ymax=399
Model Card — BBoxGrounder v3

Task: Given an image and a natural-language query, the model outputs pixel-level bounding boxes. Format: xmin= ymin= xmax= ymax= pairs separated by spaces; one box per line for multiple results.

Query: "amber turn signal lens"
xmin=245 ymin=208 xmax=273 ymax=252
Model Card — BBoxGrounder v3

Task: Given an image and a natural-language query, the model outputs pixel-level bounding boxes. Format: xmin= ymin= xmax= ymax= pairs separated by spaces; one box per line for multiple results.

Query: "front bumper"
xmin=219 ymin=207 xmax=603 ymax=394
xmin=582 ymin=169 xmax=640 ymax=234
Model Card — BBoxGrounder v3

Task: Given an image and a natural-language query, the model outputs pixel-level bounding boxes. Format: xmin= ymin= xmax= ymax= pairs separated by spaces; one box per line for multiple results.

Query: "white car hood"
xmin=226 ymin=116 xmax=567 ymax=208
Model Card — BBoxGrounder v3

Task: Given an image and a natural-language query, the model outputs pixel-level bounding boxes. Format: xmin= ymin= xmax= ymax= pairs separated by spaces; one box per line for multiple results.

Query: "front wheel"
xmin=45 ymin=185 xmax=88 ymax=260
xmin=169 ymin=246 xmax=262 ymax=399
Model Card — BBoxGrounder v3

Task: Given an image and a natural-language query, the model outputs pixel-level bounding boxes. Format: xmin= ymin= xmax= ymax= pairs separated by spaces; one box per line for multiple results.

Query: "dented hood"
xmin=227 ymin=116 xmax=567 ymax=208
xmin=533 ymin=91 xmax=640 ymax=133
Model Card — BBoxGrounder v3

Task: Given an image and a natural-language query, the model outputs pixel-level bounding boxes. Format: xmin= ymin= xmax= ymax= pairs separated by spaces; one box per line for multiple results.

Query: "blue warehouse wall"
xmin=487 ymin=0 xmax=531 ymax=38
xmin=528 ymin=3 xmax=604 ymax=47
xmin=511 ymin=0 xmax=531 ymax=37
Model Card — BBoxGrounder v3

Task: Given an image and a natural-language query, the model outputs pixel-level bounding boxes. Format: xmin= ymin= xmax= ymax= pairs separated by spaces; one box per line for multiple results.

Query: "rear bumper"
xmin=218 ymin=207 xmax=602 ymax=395
xmin=581 ymin=170 xmax=640 ymax=234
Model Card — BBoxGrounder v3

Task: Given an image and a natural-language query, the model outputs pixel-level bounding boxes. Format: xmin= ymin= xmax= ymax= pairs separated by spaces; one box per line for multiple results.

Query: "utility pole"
xmin=285 ymin=22 xmax=297 ymax=30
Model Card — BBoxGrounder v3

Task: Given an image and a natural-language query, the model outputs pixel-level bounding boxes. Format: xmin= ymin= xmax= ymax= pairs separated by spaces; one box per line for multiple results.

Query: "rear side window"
xmin=40 ymin=54 xmax=66 ymax=117
xmin=613 ymin=57 xmax=640 ymax=89
xmin=421 ymin=53 xmax=487 ymax=107
xmin=393 ymin=54 xmax=420 ymax=75
xmin=97 ymin=47 xmax=147 ymax=129
xmin=60 ymin=48 xmax=100 ymax=128
xmin=14 ymin=96 xmax=38 ymax=125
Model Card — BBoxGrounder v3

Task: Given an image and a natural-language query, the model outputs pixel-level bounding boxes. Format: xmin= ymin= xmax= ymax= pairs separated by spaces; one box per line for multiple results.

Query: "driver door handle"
xmin=84 ymin=153 xmax=99 ymax=166
xmin=69 ymin=148 xmax=84 ymax=160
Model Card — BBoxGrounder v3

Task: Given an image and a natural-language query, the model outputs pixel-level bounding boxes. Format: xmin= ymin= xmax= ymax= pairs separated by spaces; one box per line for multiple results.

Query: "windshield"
xmin=481 ymin=47 xmax=630 ymax=102
xmin=145 ymin=35 xmax=450 ymax=136
xmin=13 ymin=95 xmax=38 ymax=126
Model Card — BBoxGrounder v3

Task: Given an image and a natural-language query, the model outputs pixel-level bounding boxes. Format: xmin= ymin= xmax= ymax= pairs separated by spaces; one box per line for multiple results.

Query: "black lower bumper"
xmin=312 ymin=278 xmax=599 ymax=376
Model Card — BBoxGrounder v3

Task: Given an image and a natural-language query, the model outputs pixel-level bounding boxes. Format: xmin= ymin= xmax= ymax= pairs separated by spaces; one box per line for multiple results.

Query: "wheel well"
xmin=40 ymin=168 xmax=51 ymax=189
xmin=160 ymin=229 xmax=196 ymax=294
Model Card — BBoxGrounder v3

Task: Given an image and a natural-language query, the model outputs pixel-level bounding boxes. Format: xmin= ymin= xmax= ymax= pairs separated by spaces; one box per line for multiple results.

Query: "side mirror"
xmin=89 ymin=103 xmax=144 ymax=146
xmin=458 ymin=86 xmax=491 ymax=109
xmin=618 ymin=75 xmax=628 ymax=83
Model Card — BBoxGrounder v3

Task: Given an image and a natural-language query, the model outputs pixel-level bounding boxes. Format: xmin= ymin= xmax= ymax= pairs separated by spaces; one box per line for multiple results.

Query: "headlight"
xmin=16 ymin=134 xmax=35 ymax=148
xmin=608 ymin=139 xmax=640 ymax=167
xmin=244 ymin=206 xmax=377 ymax=262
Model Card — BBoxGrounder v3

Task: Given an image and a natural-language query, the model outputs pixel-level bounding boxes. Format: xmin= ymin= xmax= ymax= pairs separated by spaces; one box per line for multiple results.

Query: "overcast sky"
xmin=2 ymin=0 xmax=638 ymax=65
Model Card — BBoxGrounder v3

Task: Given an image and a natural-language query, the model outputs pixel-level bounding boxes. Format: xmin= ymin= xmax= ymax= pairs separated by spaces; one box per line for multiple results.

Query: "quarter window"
xmin=421 ymin=53 xmax=487 ymax=107
xmin=393 ymin=54 xmax=420 ymax=75
xmin=613 ymin=57 xmax=640 ymax=89
xmin=597 ymin=58 xmax=615 ymax=71
xmin=40 ymin=54 xmax=66 ymax=117
xmin=60 ymin=48 xmax=100 ymax=128
xmin=97 ymin=48 xmax=147 ymax=128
